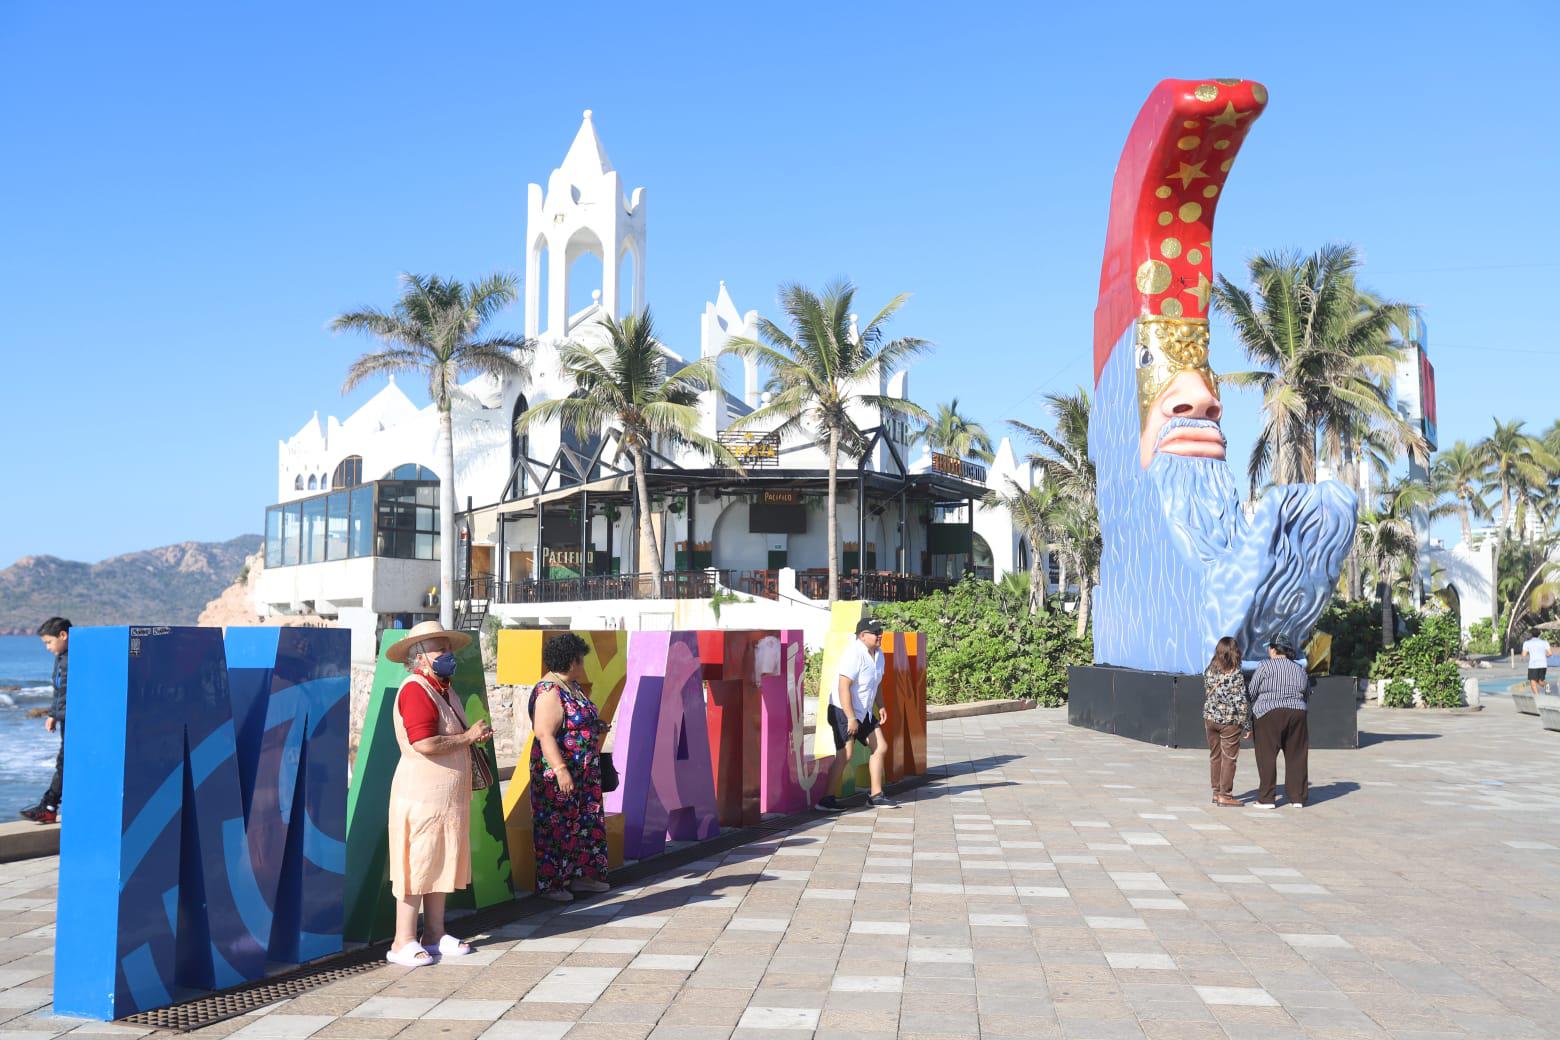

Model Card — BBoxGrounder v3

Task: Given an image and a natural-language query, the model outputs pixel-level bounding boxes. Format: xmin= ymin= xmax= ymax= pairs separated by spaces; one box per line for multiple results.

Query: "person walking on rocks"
xmin=21 ymin=618 xmax=70 ymax=824
xmin=817 ymin=617 xmax=893 ymax=812
xmin=1521 ymin=629 xmax=1552 ymax=698
xmin=384 ymin=620 xmax=492 ymax=966
xmin=1248 ymin=635 xmax=1310 ymax=809
xmin=1202 ymin=636 xmax=1250 ymax=808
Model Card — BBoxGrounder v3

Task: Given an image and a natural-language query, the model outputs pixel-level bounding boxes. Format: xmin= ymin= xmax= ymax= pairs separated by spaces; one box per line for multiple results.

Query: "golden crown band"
xmin=1135 ymin=316 xmax=1218 ymax=425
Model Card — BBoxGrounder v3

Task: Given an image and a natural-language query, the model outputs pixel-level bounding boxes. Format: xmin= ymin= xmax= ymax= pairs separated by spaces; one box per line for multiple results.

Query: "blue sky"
xmin=3 ymin=1 xmax=1557 ymax=567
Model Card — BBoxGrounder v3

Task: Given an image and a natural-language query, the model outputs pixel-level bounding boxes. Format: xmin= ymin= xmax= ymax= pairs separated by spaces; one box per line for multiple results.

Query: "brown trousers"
xmin=1253 ymin=707 xmax=1309 ymax=805
xmin=1204 ymin=721 xmax=1242 ymax=796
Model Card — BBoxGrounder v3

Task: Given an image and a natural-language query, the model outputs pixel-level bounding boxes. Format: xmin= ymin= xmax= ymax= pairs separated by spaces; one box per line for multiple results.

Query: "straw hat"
xmin=385 ymin=620 xmax=472 ymax=664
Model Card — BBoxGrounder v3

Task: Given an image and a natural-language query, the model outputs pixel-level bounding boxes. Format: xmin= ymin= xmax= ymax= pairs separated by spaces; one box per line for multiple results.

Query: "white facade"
xmin=260 ymin=111 xmax=1031 ymax=661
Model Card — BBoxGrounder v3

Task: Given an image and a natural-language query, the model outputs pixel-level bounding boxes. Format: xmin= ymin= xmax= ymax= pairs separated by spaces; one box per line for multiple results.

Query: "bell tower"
xmin=524 ymin=110 xmax=647 ymax=339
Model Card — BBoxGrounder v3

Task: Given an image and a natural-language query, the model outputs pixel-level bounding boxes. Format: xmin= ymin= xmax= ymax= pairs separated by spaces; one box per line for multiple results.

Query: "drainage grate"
xmin=120 ymin=949 xmax=385 ymax=1032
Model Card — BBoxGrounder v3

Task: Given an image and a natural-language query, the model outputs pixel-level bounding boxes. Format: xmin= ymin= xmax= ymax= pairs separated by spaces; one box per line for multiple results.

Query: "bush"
xmin=1381 ymin=677 xmax=1414 ymax=708
xmin=873 ymin=578 xmax=1091 ymax=706
xmin=1317 ymin=600 xmax=1387 ymax=678
xmin=1466 ymin=618 xmax=1500 ymax=656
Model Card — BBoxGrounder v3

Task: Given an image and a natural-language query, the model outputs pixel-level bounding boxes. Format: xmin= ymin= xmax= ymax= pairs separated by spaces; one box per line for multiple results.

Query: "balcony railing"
xmin=930 ymin=450 xmax=987 ymax=484
xmin=466 ymin=569 xmax=955 ymax=606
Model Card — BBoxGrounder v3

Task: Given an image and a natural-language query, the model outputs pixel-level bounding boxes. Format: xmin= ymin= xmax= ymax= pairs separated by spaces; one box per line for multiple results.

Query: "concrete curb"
xmin=928 ymin=698 xmax=1037 ymax=721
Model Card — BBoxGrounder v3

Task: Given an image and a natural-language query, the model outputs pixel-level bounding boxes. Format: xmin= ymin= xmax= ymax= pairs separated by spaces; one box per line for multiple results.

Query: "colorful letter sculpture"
xmin=879 ymin=631 xmax=928 ymax=783
xmin=1089 ymin=79 xmax=1356 ymax=673
xmin=700 ymin=631 xmax=764 ymax=827
xmin=342 ymin=631 xmax=510 ymax=943
xmin=496 ymin=630 xmax=628 ymax=892
xmin=55 ymin=626 xmax=348 ymax=1020
xmin=606 ymin=632 xmax=721 ymax=859
xmin=758 ymin=630 xmax=835 ymax=814
xmin=812 ymin=603 xmax=871 ymax=795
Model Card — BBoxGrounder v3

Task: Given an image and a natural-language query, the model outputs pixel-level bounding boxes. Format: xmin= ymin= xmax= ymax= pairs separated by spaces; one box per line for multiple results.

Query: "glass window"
xmin=265 ymin=507 xmax=283 ymax=567
xmin=326 ymin=491 xmax=350 ymax=561
xmin=281 ymin=503 xmax=301 ymax=566
xmin=306 ymin=474 xmax=318 ymax=491
xmin=374 ymin=479 xmax=440 ymax=560
xmin=302 ymin=497 xmax=327 ymax=564
xmin=349 ymin=484 xmax=373 ymax=557
xmin=332 ymin=455 xmax=363 ymax=489
xmin=294 ymin=475 xmax=304 ymax=491
xmin=383 ymin=463 xmax=438 ymax=481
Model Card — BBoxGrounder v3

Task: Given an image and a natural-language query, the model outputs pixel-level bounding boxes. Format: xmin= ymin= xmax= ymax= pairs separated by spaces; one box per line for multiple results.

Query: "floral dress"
xmin=529 ymin=678 xmax=608 ymax=892
xmin=1203 ymin=667 xmax=1252 ymax=732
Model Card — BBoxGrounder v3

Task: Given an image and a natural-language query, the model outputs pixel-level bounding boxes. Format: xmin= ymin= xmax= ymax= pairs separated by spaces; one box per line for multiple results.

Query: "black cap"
xmin=856 ymin=617 xmax=883 ymax=636
xmin=1268 ymin=635 xmax=1296 ymax=654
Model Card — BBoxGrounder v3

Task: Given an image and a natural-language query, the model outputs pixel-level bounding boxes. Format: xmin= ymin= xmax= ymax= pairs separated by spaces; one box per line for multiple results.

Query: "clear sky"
xmin=3 ymin=1 xmax=1557 ymax=567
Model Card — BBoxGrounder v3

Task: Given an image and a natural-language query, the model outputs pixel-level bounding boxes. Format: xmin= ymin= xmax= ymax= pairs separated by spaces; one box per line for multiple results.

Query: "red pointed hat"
xmin=1092 ymin=78 xmax=1267 ymax=383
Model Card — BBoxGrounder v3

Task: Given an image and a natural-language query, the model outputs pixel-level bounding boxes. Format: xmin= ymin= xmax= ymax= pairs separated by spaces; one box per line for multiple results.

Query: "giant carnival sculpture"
xmin=57 ymin=618 xmax=927 ymax=1019
xmin=1090 ymin=78 xmax=1356 ymax=675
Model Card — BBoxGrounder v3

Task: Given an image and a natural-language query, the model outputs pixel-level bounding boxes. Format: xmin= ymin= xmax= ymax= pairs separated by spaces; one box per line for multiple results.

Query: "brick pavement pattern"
xmin=2 ymin=704 xmax=1559 ymax=1039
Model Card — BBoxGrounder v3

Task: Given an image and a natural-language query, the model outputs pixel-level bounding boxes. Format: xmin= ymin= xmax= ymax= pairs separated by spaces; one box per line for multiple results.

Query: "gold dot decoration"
xmin=1252 ymin=84 xmax=1268 ymax=104
xmin=1194 ymin=83 xmax=1218 ymax=102
xmin=1213 ymin=140 xmax=1232 ymax=150
xmin=1187 ymin=248 xmax=1203 ymax=265
xmin=1178 ymin=201 xmax=1203 ymax=222
xmin=1136 ymin=259 xmax=1173 ymax=294
xmin=1155 ymin=185 xmax=1172 ymax=199
xmin=1183 ymin=119 xmax=1200 ymax=129
xmin=1161 ymin=298 xmax=1184 ymax=317
xmin=1160 ymin=237 xmax=1183 ymax=259
xmin=1177 ymin=135 xmax=1200 ymax=150
xmin=1220 ymin=158 xmax=1233 ymax=171
xmin=1158 ymin=211 xmax=1173 ymax=226
xmin=1216 ymin=77 xmax=1241 ymax=85
xmin=1202 ymin=184 xmax=1220 ymax=198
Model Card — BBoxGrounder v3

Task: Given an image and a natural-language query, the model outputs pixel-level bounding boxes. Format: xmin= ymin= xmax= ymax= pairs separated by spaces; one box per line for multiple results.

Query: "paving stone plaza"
xmin=3 ymin=699 xmax=1558 ymax=1040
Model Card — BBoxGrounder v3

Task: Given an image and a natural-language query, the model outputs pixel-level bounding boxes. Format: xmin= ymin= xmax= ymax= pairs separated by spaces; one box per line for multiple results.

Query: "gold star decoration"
xmin=1182 ymin=272 xmax=1212 ymax=310
xmin=1167 ymin=160 xmax=1208 ymax=189
xmin=1207 ymin=102 xmax=1250 ymax=130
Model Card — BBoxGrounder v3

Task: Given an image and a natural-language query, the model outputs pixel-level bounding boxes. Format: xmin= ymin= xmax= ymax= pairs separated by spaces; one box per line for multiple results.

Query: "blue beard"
xmin=1089 ymin=328 xmax=1357 ymax=673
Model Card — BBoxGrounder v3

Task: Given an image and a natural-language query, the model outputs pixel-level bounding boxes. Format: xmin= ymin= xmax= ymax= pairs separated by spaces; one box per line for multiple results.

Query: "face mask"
xmin=430 ymin=653 xmax=458 ymax=678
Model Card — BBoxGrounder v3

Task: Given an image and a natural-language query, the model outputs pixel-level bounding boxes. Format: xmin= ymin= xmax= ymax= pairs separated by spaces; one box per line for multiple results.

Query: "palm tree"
xmin=726 ymin=281 xmax=931 ymax=603
xmin=919 ymin=398 xmax=995 ymax=464
xmin=1046 ymin=495 xmax=1101 ymax=639
xmin=984 ymin=479 xmax=1056 ymax=616
xmin=515 ymin=309 xmax=735 ymax=597
xmin=1356 ymin=477 xmax=1443 ymax=646
xmin=1431 ymin=440 xmax=1492 ymax=546
xmin=334 ymin=273 xmax=532 ymax=628
xmin=1009 ymin=389 xmax=1095 ymax=507
xmin=1212 ymin=245 xmax=1420 ymax=493
xmin=1478 ymin=418 xmax=1557 ymax=537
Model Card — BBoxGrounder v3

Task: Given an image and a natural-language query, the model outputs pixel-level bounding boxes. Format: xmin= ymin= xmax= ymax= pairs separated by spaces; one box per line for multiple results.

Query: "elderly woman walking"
xmin=1203 ymin=636 xmax=1251 ymax=808
xmin=385 ymin=621 xmax=493 ymax=966
xmin=530 ymin=633 xmax=611 ymax=902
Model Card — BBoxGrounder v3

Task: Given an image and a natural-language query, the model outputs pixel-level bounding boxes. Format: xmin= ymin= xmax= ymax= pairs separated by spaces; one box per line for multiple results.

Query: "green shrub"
xmin=1418 ymin=661 xmax=1464 ymax=708
xmin=1370 ymin=610 xmax=1464 ymax=708
xmin=872 ymin=578 xmax=1090 ymax=706
xmin=1317 ymin=600 xmax=1388 ymax=678
xmin=1381 ymin=677 xmax=1414 ymax=708
xmin=1466 ymin=618 xmax=1499 ymax=655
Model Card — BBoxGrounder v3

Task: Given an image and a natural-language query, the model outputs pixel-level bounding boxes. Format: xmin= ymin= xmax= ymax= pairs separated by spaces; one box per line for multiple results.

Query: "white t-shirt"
xmin=836 ymin=640 xmax=884 ymax=721
xmin=1522 ymin=637 xmax=1552 ymax=669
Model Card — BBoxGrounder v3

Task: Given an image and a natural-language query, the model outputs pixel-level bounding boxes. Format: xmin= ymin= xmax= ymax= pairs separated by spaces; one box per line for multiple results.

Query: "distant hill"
xmin=0 ymin=536 xmax=262 ymax=634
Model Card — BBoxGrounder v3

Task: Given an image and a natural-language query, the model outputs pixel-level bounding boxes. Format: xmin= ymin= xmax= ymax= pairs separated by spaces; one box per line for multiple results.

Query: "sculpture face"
xmin=1088 ymin=78 xmax=1357 ymax=674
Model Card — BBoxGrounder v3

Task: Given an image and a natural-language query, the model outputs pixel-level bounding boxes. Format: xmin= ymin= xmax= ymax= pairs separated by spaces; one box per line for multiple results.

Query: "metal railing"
xmin=463 ymin=568 xmax=956 ymax=606
xmin=797 ymin=571 xmax=956 ymax=602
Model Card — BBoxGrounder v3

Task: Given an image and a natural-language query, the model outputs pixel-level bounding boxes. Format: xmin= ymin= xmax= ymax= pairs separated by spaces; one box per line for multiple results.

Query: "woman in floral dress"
xmin=529 ymin=633 xmax=610 ymax=902
xmin=1203 ymin=636 xmax=1251 ymax=807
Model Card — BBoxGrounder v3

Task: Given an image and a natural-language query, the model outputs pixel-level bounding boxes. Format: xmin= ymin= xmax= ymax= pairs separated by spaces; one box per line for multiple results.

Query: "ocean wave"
xmin=0 ymin=687 xmax=51 ymax=709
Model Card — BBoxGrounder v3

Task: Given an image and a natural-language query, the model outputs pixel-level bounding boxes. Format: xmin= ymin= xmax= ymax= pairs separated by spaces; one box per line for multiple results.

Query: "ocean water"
xmin=0 ymin=635 xmax=63 ymax=819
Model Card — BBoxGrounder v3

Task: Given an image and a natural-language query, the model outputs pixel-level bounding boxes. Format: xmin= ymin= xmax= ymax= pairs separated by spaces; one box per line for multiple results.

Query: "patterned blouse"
xmin=1203 ymin=666 xmax=1251 ymax=729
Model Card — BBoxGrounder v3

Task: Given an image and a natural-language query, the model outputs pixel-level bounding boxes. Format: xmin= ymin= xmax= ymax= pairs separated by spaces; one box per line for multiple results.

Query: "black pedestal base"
xmin=1067 ymin=665 xmax=1359 ymax=749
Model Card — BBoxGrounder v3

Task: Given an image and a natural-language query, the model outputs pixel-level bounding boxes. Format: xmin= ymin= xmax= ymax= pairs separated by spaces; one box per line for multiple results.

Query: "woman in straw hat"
xmin=384 ymin=620 xmax=493 ymax=967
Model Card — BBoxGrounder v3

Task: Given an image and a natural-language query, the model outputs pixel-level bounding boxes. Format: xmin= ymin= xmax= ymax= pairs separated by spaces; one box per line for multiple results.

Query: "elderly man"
xmin=1247 ymin=636 xmax=1311 ymax=809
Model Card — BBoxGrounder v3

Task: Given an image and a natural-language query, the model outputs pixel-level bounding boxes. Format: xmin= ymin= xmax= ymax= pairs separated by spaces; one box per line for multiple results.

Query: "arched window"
xmin=294 ymin=475 xmax=304 ymax=491
xmin=331 ymin=455 xmax=363 ymax=489
xmin=510 ymin=395 xmax=530 ymax=496
xmin=306 ymin=474 xmax=318 ymax=491
xmin=382 ymin=463 xmax=439 ymax=481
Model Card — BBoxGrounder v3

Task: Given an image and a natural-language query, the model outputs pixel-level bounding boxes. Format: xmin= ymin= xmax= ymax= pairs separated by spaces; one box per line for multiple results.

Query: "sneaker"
xmin=816 ymin=796 xmax=845 ymax=814
xmin=540 ymin=888 xmax=574 ymax=903
xmin=571 ymin=878 xmax=610 ymax=894
xmin=17 ymin=806 xmax=43 ymax=822
xmin=30 ymin=809 xmax=57 ymax=825
xmin=1251 ymin=801 xmax=1278 ymax=810
xmin=866 ymin=794 xmax=899 ymax=809
xmin=1288 ymin=802 xmax=1305 ymax=809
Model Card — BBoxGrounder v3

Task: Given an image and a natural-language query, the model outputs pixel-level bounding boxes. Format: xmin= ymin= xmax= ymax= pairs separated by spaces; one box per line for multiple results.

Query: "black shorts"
xmin=827 ymin=704 xmax=877 ymax=751
xmin=1530 ymin=667 xmax=1547 ymax=682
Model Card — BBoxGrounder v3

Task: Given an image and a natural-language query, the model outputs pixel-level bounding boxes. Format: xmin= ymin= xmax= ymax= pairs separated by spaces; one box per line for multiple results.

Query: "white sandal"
xmin=386 ymin=941 xmax=432 ymax=967
xmin=571 ymin=878 xmax=609 ymax=894
xmin=428 ymin=933 xmax=473 ymax=957
xmin=542 ymin=888 xmax=574 ymax=903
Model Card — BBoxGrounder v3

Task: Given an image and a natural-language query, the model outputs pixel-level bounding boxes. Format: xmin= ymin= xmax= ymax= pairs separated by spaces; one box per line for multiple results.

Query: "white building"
xmin=256 ymin=112 xmax=1046 ymax=665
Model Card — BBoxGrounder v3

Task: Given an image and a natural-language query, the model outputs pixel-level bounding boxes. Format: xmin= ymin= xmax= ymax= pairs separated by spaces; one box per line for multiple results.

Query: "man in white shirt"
xmin=817 ymin=618 xmax=894 ymax=811
xmin=1521 ymin=629 xmax=1552 ymax=697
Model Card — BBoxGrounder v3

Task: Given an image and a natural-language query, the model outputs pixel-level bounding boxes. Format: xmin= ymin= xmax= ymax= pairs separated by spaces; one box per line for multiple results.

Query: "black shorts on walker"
xmin=1530 ymin=667 xmax=1547 ymax=683
xmin=827 ymin=704 xmax=877 ymax=750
